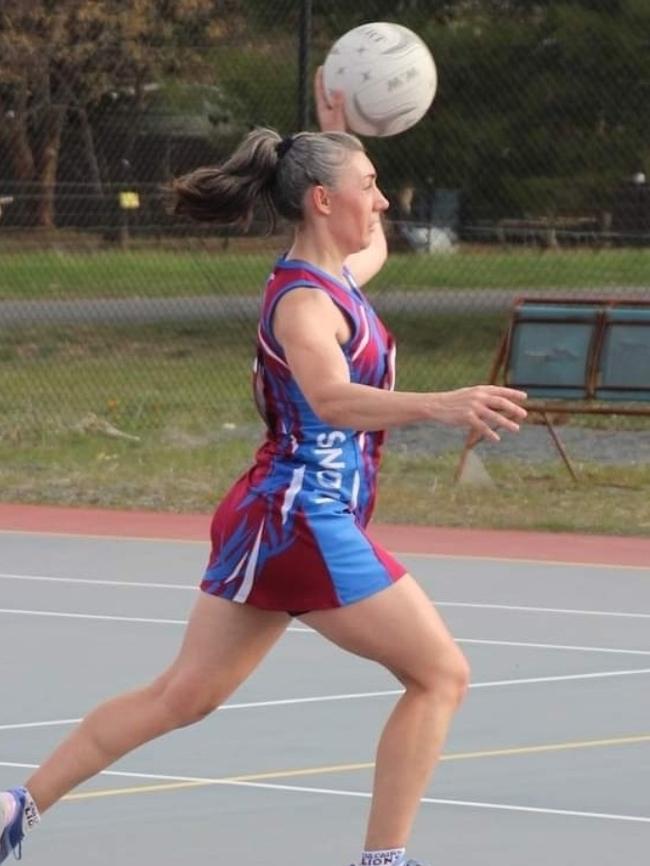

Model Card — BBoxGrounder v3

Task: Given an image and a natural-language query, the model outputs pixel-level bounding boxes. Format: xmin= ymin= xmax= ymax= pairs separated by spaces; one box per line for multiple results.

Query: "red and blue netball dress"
xmin=201 ymin=256 xmax=407 ymax=611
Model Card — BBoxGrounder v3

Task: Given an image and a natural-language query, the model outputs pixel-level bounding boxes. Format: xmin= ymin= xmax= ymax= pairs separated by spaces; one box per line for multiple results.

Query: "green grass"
xmin=0 ymin=321 xmax=260 ymax=441
xmin=0 ymin=314 xmax=501 ymax=441
xmin=373 ymin=246 xmax=650 ymax=293
xmin=375 ymin=453 xmax=650 ymax=535
xmin=2 ymin=313 xmax=650 ymax=534
xmin=0 ymin=248 xmax=271 ymax=300
xmin=2 ymin=433 xmax=650 ymax=535
xmin=0 ymin=433 xmax=255 ymax=512
xmin=0 ymin=244 xmax=648 ymax=299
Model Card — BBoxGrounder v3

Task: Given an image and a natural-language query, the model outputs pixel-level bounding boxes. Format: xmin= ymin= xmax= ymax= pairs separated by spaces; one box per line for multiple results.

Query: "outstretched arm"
xmin=313 ymin=66 xmax=388 ymax=287
xmin=273 ymin=287 xmax=527 ymax=438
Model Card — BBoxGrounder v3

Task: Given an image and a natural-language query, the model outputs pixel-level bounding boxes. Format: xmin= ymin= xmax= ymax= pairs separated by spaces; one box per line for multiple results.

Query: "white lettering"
xmin=316 ymin=470 xmax=342 ymax=490
xmin=316 ymin=430 xmax=346 ymax=448
xmin=313 ymin=430 xmax=347 ymax=501
xmin=313 ymin=447 xmax=345 ymax=470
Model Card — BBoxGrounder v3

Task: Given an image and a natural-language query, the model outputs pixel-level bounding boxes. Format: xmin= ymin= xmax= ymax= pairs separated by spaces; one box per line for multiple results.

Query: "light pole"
xmin=298 ymin=0 xmax=312 ymax=129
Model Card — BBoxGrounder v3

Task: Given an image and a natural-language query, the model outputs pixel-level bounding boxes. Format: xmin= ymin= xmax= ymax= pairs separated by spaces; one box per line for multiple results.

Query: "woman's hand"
xmin=433 ymin=386 xmax=528 ymax=442
xmin=314 ymin=66 xmax=347 ymax=132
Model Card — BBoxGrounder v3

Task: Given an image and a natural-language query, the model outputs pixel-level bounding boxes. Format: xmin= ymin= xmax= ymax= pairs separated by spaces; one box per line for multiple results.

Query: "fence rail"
xmin=1 ymin=0 xmax=649 ymax=449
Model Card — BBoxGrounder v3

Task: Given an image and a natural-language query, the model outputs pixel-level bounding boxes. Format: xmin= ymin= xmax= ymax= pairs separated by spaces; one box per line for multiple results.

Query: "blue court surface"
xmin=1 ymin=527 xmax=649 ymax=866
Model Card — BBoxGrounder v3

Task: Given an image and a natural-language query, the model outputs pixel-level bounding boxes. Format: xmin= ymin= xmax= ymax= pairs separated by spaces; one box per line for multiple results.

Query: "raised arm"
xmin=313 ymin=67 xmax=388 ymax=286
xmin=345 ymin=217 xmax=388 ymax=287
xmin=273 ymin=288 xmax=527 ymax=439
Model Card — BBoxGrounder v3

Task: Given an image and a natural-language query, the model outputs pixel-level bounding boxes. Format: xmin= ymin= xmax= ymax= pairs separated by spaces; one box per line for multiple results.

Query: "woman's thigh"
xmin=300 ymin=575 xmax=467 ymax=685
xmin=162 ymin=593 xmax=290 ymax=702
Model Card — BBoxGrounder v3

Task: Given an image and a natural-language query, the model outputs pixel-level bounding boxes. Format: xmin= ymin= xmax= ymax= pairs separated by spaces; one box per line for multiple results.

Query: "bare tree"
xmin=0 ymin=0 xmax=228 ymax=228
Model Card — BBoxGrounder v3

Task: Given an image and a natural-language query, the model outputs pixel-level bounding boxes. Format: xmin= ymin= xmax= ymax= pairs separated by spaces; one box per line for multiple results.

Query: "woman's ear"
xmin=310 ymin=184 xmax=332 ymax=216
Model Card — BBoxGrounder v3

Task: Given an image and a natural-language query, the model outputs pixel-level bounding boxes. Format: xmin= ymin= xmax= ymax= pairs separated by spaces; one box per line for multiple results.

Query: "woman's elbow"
xmin=313 ymin=401 xmax=344 ymax=428
xmin=309 ymin=392 xmax=349 ymax=428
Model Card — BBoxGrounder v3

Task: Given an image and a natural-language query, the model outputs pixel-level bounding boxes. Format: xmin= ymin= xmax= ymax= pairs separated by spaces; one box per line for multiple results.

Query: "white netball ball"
xmin=322 ymin=22 xmax=437 ymax=138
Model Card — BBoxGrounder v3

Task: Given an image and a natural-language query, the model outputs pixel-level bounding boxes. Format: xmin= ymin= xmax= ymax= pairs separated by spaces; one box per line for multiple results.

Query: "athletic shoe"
xmin=0 ymin=787 xmax=39 ymax=863
xmin=350 ymin=861 xmax=430 ymax=866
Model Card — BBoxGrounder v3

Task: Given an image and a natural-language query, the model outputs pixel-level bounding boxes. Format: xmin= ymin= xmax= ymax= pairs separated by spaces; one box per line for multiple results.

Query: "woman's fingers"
xmin=493 ymin=386 xmax=528 ymax=403
xmin=314 ymin=66 xmax=329 ymax=106
xmin=442 ymin=386 xmax=529 ymax=439
xmin=314 ymin=66 xmax=347 ymax=132
xmin=482 ymin=387 xmax=528 ymax=411
xmin=476 ymin=405 xmax=522 ymax=434
xmin=473 ymin=388 xmax=528 ymax=432
xmin=485 ymin=394 xmax=528 ymax=422
xmin=474 ymin=421 xmax=502 ymax=442
xmin=435 ymin=385 xmax=529 ymax=437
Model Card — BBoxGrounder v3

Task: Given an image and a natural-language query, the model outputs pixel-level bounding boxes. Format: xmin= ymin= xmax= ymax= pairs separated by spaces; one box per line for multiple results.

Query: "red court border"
xmin=0 ymin=503 xmax=648 ymax=568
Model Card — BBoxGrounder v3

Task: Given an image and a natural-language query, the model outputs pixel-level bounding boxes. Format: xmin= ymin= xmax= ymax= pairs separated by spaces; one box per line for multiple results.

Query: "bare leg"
xmin=301 ymin=575 xmax=469 ymax=850
xmin=26 ymin=594 xmax=289 ymax=812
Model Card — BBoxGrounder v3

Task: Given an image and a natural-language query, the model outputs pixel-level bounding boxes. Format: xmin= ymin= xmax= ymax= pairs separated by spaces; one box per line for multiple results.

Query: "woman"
xmin=0 ymin=73 xmax=526 ymax=866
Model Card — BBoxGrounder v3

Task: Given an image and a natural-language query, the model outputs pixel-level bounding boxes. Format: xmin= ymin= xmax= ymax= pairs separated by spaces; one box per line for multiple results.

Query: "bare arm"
xmin=313 ymin=66 xmax=388 ymax=287
xmin=273 ymin=289 xmax=527 ymax=440
xmin=345 ymin=219 xmax=388 ymax=287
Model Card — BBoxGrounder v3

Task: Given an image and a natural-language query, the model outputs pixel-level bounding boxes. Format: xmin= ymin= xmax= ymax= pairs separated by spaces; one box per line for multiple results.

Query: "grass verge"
xmin=2 ymin=434 xmax=650 ymax=536
xmin=2 ymin=314 xmax=649 ymax=535
xmin=1 ymin=245 xmax=649 ymax=299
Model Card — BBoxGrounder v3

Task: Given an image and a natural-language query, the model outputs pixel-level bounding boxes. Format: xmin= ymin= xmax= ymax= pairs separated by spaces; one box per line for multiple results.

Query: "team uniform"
xmin=201 ymin=256 xmax=407 ymax=612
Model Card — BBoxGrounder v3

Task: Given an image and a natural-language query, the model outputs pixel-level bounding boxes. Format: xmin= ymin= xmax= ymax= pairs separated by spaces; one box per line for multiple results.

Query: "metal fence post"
xmin=298 ymin=0 xmax=312 ymax=130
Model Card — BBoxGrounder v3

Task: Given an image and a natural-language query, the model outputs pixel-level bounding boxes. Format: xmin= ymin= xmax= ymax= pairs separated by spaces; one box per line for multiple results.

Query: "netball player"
xmin=0 ymin=72 xmax=526 ymax=866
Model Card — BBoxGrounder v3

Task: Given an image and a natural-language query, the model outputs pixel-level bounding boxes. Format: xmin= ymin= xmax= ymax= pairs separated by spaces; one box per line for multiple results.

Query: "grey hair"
xmin=172 ymin=127 xmax=365 ymax=231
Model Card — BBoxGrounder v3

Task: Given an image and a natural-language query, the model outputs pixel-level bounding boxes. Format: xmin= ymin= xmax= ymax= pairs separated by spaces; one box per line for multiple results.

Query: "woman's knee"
xmin=445 ymin=648 xmax=471 ymax=706
xmin=147 ymin=669 xmax=223 ymax=728
xmin=398 ymin=645 xmax=470 ymax=708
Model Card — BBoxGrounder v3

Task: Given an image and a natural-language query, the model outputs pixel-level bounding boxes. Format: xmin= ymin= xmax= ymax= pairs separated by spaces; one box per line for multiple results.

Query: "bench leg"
xmin=540 ymin=411 xmax=578 ymax=482
xmin=454 ymin=429 xmax=484 ymax=483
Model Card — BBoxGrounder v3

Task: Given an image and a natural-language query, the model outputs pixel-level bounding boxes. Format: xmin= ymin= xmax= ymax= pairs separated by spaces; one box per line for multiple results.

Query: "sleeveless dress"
xmin=201 ymin=256 xmax=407 ymax=611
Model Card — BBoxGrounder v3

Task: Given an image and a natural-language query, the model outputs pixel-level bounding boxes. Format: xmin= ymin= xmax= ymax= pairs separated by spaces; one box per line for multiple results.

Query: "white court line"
xmin=0 ymin=573 xmax=195 ymax=591
xmin=0 ymin=719 xmax=82 ymax=732
xmin=459 ymin=638 xmax=650 ymax=656
xmin=2 ymin=606 xmax=650 ymax=658
xmin=4 ymin=573 xmax=650 ymax=621
xmin=2 ymin=667 xmax=650 ymax=732
xmin=0 ymin=608 xmax=188 ymax=625
xmin=0 ymin=761 xmax=647 ymax=824
xmin=218 ymin=780 xmax=650 ymax=824
xmin=437 ymin=601 xmax=650 ymax=620
xmin=215 ymin=780 xmax=650 ymax=824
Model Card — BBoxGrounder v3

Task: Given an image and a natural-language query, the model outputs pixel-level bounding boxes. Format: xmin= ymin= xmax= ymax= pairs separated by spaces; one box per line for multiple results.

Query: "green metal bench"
xmin=456 ymin=297 xmax=650 ymax=481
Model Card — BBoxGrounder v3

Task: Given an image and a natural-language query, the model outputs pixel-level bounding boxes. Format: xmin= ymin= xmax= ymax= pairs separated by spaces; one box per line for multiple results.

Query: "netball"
xmin=322 ymin=22 xmax=437 ymax=138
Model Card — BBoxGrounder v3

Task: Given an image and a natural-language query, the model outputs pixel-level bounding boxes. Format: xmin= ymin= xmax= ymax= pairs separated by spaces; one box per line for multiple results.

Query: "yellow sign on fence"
xmin=119 ymin=191 xmax=140 ymax=210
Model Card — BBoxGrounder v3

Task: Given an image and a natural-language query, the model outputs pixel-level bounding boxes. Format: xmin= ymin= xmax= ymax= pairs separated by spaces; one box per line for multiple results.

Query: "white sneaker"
xmin=0 ymin=787 xmax=39 ymax=863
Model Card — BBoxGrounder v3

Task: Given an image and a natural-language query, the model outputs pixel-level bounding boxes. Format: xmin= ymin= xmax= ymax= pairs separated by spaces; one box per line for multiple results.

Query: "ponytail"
xmin=173 ymin=127 xmax=282 ymax=229
xmin=172 ymin=127 xmax=364 ymax=231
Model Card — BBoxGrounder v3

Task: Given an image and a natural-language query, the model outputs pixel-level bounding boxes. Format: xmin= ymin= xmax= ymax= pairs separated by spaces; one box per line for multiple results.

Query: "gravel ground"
xmin=388 ymin=422 xmax=650 ymax=465
xmin=223 ymin=420 xmax=650 ymax=466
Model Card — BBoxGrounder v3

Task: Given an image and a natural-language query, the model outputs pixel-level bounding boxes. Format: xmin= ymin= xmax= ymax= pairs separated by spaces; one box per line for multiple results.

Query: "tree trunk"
xmin=0 ymin=82 xmax=35 ymax=180
xmin=77 ymin=106 xmax=104 ymax=196
xmin=35 ymin=104 xmax=66 ymax=229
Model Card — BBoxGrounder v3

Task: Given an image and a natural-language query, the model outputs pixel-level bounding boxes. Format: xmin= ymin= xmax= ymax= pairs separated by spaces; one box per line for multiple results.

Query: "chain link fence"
xmin=1 ymin=1 xmax=649 ymax=469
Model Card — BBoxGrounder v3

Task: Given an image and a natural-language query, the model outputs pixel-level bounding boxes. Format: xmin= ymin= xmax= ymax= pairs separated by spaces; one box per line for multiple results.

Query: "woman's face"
xmin=325 ymin=150 xmax=390 ymax=253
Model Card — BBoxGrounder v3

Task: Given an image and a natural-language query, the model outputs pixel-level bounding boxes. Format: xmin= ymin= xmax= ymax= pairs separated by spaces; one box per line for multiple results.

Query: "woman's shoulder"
xmin=264 ymin=256 xmax=356 ymax=306
xmin=270 ymin=254 xmax=334 ymax=286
